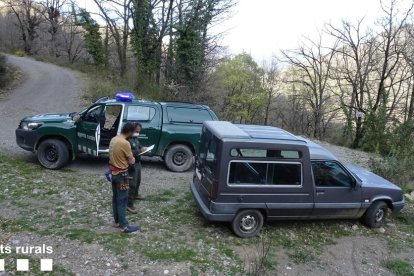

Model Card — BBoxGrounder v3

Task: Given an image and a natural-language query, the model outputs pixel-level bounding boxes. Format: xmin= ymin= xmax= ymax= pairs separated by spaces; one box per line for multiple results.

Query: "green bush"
xmin=369 ymin=120 xmax=414 ymax=190
xmin=14 ymin=50 xmax=25 ymax=57
xmin=371 ymin=156 xmax=414 ymax=191
xmin=0 ymin=54 xmax=12 ymax=88
xmin=383 ymin=259 xmax=414 ymax=276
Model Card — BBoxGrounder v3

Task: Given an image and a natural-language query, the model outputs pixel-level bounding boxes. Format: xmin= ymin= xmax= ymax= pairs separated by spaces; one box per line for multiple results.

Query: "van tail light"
xmin=210 ymin=179 xmax=218 ymax=200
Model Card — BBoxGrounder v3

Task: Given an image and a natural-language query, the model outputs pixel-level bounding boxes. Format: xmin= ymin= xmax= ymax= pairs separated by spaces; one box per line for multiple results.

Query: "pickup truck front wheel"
xmin=164 ymin=144 xmax=194 ymax=172
xmin=37 ymin=139 xmax=70 ymax=170
xmin=362 ymin=201 xmax=388 ymax=228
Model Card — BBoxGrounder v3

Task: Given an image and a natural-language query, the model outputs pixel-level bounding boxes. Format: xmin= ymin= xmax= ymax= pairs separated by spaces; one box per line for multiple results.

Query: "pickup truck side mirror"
xmin=73 ymin=114 xmax=81 ymax=122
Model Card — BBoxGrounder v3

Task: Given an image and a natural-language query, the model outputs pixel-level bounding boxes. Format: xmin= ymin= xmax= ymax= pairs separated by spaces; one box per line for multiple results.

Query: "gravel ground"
xmin=0 ymin=56 xmax=413 ymax=276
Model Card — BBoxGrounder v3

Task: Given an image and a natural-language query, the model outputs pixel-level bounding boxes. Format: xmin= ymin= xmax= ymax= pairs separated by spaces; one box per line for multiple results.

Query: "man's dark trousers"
xmin=128 ymin=162 xmax=141 ymax=207
xmin=112 ymin=173 xmax=129 ymax=228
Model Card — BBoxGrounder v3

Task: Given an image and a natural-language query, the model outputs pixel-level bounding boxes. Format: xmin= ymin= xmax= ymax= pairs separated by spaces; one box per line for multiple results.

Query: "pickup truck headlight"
xmin=20 ymin=122 xmax=43 ymax=130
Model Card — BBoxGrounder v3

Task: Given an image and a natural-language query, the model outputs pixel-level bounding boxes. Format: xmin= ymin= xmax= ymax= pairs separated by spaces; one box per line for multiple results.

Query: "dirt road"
xmin=0 ymin=54 xmax=84 ymax=155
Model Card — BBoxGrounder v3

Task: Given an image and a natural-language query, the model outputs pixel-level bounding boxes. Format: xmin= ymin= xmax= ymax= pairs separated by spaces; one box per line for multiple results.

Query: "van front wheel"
xmin=231 ymin=209 xmax=264 ymax=238
xmin=164 ymin=144 xmax=194 ymax=172
xmin=362 ymin=201 xmax=388 ymax=228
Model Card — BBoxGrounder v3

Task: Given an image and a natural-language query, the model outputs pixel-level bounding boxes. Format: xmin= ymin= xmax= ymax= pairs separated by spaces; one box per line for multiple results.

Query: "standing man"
xmin=127 ymin=122 xmax=146 ymax=214
xmin=109 ymin=122 xmax=139 ymax=234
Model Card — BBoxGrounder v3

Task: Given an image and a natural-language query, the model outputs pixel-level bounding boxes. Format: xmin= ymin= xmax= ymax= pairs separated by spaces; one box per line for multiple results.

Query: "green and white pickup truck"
xmin=16 ymin=94 xmax=218 ymax=171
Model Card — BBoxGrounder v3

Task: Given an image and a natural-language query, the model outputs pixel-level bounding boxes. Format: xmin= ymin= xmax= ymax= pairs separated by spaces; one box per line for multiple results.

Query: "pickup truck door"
xmin=124 ymin=104 xmax=162 ymax=153
xmin=311 ymin=161 xmax=362 ymax=218
xmin=76 ymin=104 xmax=105 ymax=156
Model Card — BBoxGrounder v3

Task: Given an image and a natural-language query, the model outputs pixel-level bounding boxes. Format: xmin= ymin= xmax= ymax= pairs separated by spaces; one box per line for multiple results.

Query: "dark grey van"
xmin=191 ymin=121 xmax=405 ymax=238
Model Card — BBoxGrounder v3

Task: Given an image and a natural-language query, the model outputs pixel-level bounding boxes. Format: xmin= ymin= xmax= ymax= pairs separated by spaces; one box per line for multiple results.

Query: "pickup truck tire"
xmin=231 ymin=209 xmax=264 ymax=238
xmin=37 ymin=139 xmax=70 ymax=170
xmin=362 ymin=201 xmax=388 ymax=228
xmin=164 ymin=144 xmax=194 ymax=172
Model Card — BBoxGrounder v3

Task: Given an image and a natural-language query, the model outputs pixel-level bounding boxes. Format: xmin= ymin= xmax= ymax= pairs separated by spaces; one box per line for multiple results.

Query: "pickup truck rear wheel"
xmin=362 ymin=201 xmax=388 ymax=228
xmin=164 ymin=144 xmax=194 ymax=172
xmin=231 ymin=209 xmax=264 ymax=238
xmin=37 ymin=139 xmax=70 ymax=170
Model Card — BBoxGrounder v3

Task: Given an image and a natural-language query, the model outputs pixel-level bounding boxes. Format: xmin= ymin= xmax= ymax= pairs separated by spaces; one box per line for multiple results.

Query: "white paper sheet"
xmin=139 ymin=144 xmax=155 ymax=155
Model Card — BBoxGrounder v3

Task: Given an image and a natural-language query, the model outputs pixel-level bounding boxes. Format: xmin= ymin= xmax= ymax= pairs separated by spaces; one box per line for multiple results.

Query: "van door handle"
xmin=316 ymin=189 xmax=325 ymax=196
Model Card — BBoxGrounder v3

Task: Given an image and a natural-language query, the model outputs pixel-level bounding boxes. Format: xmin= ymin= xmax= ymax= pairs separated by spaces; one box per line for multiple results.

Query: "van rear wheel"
xmin=164 ymin=144 xmax=194 ymax=172
xmin=231 ymin=209 xmax=264 ymax=238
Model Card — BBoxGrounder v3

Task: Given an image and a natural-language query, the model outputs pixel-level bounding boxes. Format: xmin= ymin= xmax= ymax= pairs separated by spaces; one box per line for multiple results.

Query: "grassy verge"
xmin=383 ymin=259 xmax=414 ymax=276
xmin=0 ymin=153 xmax=413 ymax=274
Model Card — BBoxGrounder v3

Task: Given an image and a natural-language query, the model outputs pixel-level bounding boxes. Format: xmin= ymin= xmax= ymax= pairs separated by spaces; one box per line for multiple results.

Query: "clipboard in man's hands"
xmin=139 ymin=145 xmax=155 ymax=155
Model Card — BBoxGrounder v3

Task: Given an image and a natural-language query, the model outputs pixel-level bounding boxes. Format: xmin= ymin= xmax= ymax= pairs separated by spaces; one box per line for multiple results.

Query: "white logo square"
xmin=41 ymin=259 xmax=53 ymax=272
xmin=16 ymin=259 xmax=29 ymax=271
xmin=0 ymin=259 xmax=4 ymax=271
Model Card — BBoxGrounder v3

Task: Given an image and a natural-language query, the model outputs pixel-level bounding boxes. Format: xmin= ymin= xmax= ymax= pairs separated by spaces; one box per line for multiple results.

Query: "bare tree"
xmin=2 ymin=0 xmax=46 ymax=54
xmin=373 ymin=0 xmax=414 ymax=112
xmin=402 ymin=25 xmax=414 ymax=121
xmin=41 ymin=0 xmax=66 ymax=57
xmin=92 ymin=0 xmax=134 ymax=76
xmin=60 ymin=2 xmax=84 ymax=63
xmin=281 ymin=33 xmax=338 ymax=139
xmin=327 ymin=19 xmax=377 ymax=147
xmin=262 ymin=59 xmax=282 ymax=126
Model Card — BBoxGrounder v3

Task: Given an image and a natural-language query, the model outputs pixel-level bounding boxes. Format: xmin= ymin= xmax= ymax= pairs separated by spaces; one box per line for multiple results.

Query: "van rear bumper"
xmin=190 ymin=181 xmax=234 ymax=222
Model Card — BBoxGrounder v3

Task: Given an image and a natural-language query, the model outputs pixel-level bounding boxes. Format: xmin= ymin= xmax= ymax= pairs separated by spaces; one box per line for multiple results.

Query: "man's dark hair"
xmin=121 ymin=122 xmax=136 ymax=135
xmin=133 ymin=122 xmax=142 ymax=129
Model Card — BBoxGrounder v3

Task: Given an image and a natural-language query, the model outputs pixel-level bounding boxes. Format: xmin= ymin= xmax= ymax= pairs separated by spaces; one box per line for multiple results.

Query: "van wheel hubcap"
xmin=240 ymin=215 xmax=257 ymax=232
xmin=173 ymin=151 xmax=187 ymax=166
xmin=375 ymin=209 xmax=384 ymax=222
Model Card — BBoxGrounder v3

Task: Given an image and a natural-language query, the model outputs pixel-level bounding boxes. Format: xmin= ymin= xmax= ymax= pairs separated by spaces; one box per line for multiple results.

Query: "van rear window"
xmin=198 ymin=129 xmax=218 ymax=174
xmin=167 ymin=107 xmax=213 ymax=124
xmin=228 ymin=161 xmax=302 ymax=186
xmin=230 ymin=149 xmax=301 ymax=159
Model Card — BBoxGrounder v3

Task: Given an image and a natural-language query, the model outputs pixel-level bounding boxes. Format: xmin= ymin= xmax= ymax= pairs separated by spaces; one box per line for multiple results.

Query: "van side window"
xmin=228 ymin=161 xmax=302 ymax=186
xmin=312 ymin=161 xmax=353 ymax=187
xmin=167 ymin=107 xmax=213 ymax=124
xmin=127 ymin=105 xmax=156 ymax=121
xmin=230 ymin=149 xmax=301 ymax=159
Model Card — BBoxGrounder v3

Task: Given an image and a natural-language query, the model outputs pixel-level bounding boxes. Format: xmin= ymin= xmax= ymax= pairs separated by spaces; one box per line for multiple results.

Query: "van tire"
xmin=164 ymin=144 xmax=194 ymax=172
xmin=362 ymin=201 xmax=388 ymax=228
xmin=37 ymin=139 xmax=70 ymax=170
xmin=231 ymin=209 xmax=264 ymax=238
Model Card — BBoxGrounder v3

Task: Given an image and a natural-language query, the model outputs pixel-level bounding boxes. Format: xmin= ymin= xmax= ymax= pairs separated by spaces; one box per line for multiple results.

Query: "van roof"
xmin=204 ymin=121 xmax=338 ymax=161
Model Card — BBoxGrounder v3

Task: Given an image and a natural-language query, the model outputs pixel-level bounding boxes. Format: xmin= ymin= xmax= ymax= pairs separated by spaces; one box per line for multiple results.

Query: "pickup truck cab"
xmin=191 ymin=121 xmax=405 ymax=238
xmin=16 ymin=93 xmax=218 ymax=171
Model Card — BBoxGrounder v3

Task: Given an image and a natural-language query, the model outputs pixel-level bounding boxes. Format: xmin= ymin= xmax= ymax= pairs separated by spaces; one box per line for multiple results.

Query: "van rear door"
xmin=194 ymin=128 xmax=218 ymax=207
